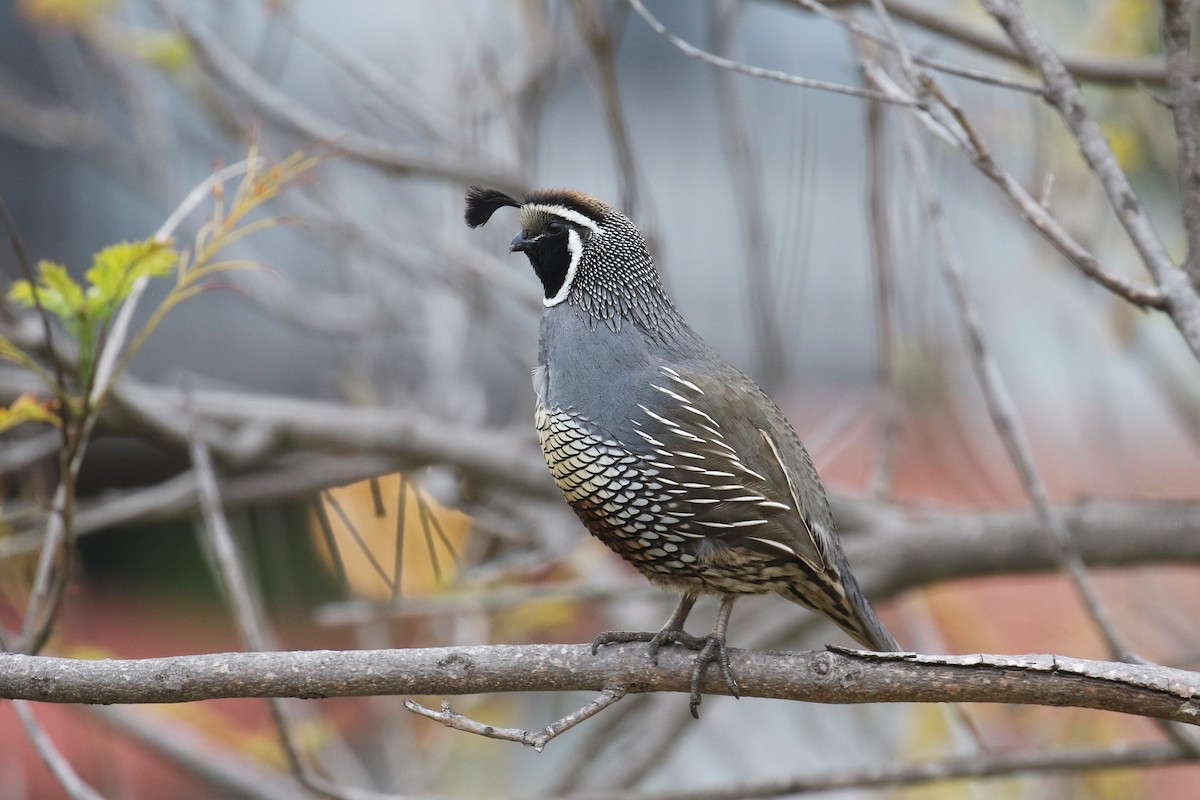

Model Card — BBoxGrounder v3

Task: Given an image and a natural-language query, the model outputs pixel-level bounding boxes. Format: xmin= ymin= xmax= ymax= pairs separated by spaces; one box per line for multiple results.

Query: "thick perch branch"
xmin=1 ymin=645 xmax=1197 ymax=725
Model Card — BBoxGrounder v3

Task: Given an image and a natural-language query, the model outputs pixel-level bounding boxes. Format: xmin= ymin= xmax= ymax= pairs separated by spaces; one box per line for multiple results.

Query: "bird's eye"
xmin=545 ymin=220 xmax=567 ymax=236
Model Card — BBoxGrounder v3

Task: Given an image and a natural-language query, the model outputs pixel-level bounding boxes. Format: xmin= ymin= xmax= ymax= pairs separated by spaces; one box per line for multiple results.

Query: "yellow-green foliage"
xmin=0 ymin=144 xmax=327 ymax=434
xmin=7 ymin=240 xmax=178 ymax=390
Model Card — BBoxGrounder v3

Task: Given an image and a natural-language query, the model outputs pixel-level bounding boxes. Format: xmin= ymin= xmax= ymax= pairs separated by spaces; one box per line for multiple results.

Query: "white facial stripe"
xmin=524 ymin=204 xmax=601 ymax=234
xmin=544 ymin=228 xmax=582 ymax=307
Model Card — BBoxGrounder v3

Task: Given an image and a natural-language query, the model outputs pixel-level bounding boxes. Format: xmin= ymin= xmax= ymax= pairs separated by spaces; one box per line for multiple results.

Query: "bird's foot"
xmin=688 ymin=633 xmax=739 ymax=719
xmin=590 ymin=628 xmax=706 ymax=662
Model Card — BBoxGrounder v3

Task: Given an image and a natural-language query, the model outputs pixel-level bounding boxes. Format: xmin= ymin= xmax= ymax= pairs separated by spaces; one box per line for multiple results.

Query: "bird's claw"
xmin=591 ymin=629 xmax=706 ymax=662
xmin=591 ymin=629 xmax=738 ymax=718
xmin=688 ymin=634 xmax=739 ymax=719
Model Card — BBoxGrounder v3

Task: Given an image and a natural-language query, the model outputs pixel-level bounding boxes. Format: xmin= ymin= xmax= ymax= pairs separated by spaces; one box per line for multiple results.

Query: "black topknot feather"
xmin=465 ymin=186 xmax=521 ymax=228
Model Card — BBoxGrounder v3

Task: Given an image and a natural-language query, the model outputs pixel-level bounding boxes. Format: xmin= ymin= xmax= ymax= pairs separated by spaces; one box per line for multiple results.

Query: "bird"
xmin=465 ymin=185 xmax=899 ymax=717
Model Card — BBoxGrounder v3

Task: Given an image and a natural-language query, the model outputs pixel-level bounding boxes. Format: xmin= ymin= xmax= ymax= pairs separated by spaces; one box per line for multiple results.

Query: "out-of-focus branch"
xmin=571 ymin=1 xmax=644 ymax=219
xmin=861 ymin=91 xmax=900 ymax=498
xmin=190 ymin=414 xmax=364 ymax=799
xmin=2 ymin=646 xmax=1198 ymax=725
xmin=847 ymin=500 xmax=1200 ymax=599
xmin=11 ymin=701 xmax=104 ymax=800
xmin=626 ymin=0 xmax=913 ymax=105
xmin=163 ymin=7 xmax=523 ymax=193
xmin=109 ymin=381 xmax=552 ymax=495
xmin=791 ymin=0 xmax=1169 ymax=85
xmin=0 ymin=454 xmax=397 ymax=557
xmin=981 ymin=0 xmax=1200 ymax=359
xmin=861 ymin=66 xmax=1167 ymax=311
xmin=711 ymin=0 xmax=789 ymax=387
xmin=794 ymin=0 xmax=1045 ymax=93
xmin=561 ymin=742 xmax=1191 ymax=800
xmin=895 ymin=87 xmax=1132 ymax=659
xmin=0 ymin=66 xmax=105 ymax=150
xmin=1162 ymin=0 xmax=1200 ymax=287
xmin=89 ymin=705 xmax=305 ymax=800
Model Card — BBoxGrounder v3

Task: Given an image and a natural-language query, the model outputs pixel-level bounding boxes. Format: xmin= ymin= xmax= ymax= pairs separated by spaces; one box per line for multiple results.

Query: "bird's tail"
xmin=778 ymin=552 xmax=899 ymax=652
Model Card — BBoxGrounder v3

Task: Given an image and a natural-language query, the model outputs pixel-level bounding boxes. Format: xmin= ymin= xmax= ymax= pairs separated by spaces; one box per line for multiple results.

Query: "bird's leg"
xmin=591 ymin=593 xmax=706 ymax=659
xmin=688 ymin=596 xmax=740 ymax=719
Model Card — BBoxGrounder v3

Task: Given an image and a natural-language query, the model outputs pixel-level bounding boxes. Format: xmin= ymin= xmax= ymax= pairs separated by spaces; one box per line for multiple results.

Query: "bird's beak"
xmin=510 ymin=232 xmax=531 ymax=252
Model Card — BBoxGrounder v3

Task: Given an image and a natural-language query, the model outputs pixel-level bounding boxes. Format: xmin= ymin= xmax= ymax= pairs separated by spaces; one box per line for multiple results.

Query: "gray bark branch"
xmin=2 ymin=646 xmax=1197 ymax=725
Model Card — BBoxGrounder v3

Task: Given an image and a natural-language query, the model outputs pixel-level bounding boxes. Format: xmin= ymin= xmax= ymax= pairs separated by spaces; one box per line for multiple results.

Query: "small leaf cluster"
xmin=7 ymin=240 xmax=178 ymax=394
xmin=0 ymin=144 xmax=327 ymax=436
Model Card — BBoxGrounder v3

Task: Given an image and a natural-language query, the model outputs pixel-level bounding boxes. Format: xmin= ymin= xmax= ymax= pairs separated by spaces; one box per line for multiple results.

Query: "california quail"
xmin=466 ymin=186 xmax=900 ymax=717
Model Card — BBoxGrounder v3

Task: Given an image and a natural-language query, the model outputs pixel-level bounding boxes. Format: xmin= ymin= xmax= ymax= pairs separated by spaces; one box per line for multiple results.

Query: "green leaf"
xmin=7 ymin=261 xmax=84 ymax=324
xmin=83 ymin=239 xmax=178 ymax=320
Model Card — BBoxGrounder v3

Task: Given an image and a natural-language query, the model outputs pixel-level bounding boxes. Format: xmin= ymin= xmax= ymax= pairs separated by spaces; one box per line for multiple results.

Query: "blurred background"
xmin=1 ymin=0 xmax=1199 ymax=797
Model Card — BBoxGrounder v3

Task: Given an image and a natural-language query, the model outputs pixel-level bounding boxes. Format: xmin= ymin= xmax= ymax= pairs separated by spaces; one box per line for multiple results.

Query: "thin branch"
xmin=862 ymin=63 xmax=1167 ymax=311
xmin=405 ymin=687 xmax=627 ymax=752
xmin=89 ymin=705 xmax=304 ymax=800
xmin=11 ymin=701 xmax=105 ymax=800
xmin=190 ymin=410 xmax=364 ymax=798
xmin=1162 ymin=0 xmax=1200 ymax=286
xmin=0 ymin=454 xmax=397 ymax=555
xmin=981 ymin=0 xmax=1200 ymax=359
xmin=571 ymin=1 xmax=644 ymax=218
xmin=861 ymin=94 xmax=901 ymax=498
xmin=165 ymin=7 xmax=522 ymax=193
xmin=90 ymin=159 xmax=259 ymax=413
xmin=109 ymin=381 xmax=554 ymax=498
xmin=625 ymin=0 xmax=916 ymax=106
xmin=896 ymin=82 xmax=1200 ymax=758
xmin=793 ymin=0 xmax=1046 ymax=95
xmin=711 ymin=0 xmax=789 ymax=387
xmin=18 ymin=479 xmax=77 ymax=655
xmin=0 ymin=65 xmax=105 ymax=150
xmin=559 ymin=741 xmax=1191 ymax=800
xmin=895 ymin=104 xmax=1132 ymax=660
xmin=792 ymin=0 xmax=1170 ymax=85
xmin=1 ymin=646 xmax=1198 ymax=726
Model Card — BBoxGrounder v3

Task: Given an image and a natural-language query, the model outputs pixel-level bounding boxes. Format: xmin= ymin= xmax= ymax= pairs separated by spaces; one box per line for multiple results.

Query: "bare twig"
xmin=1162 ymin=0 xmax=1200 ymax=286
xmin=558 ymin=741 xmax=1191 ymax=800
xmin=711 ymin=0 xmax=789 ymax=387
xmin=861 ymin=94 xmax=901 ymax=498
xmin=625 ymin=0 xmax=916 ymax=106
xmin=90 ymin=159 xmax=259 ymax=412
xmin=405 ymin=686 xmax=627 ymax=751
xmin=895 ymin=106 xmax=1132 ymax=659
xmin=189 ymin=405 xmax=341 ymax=796
xmin=89 ymin=705 xmax=305 ymax=800
xmin=571 ymin=2 xmax=644 ymax=218
xmin=981 ymin=0 xmax=1200 ymax=358
xmin=793 ymin=0 xmax=1046 ymax=94
xmin=0 ymin=65 xmax=105 ymax=150
xmin=790 ymin=0 xmax=1169 ymax=85
xmin=166 ymin=8 xmax=522 ymax=192
xmin=861 ymin=55 xmax=1167 ymax=312
xmin=11 ymin=701 xmax=105 ymax=800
